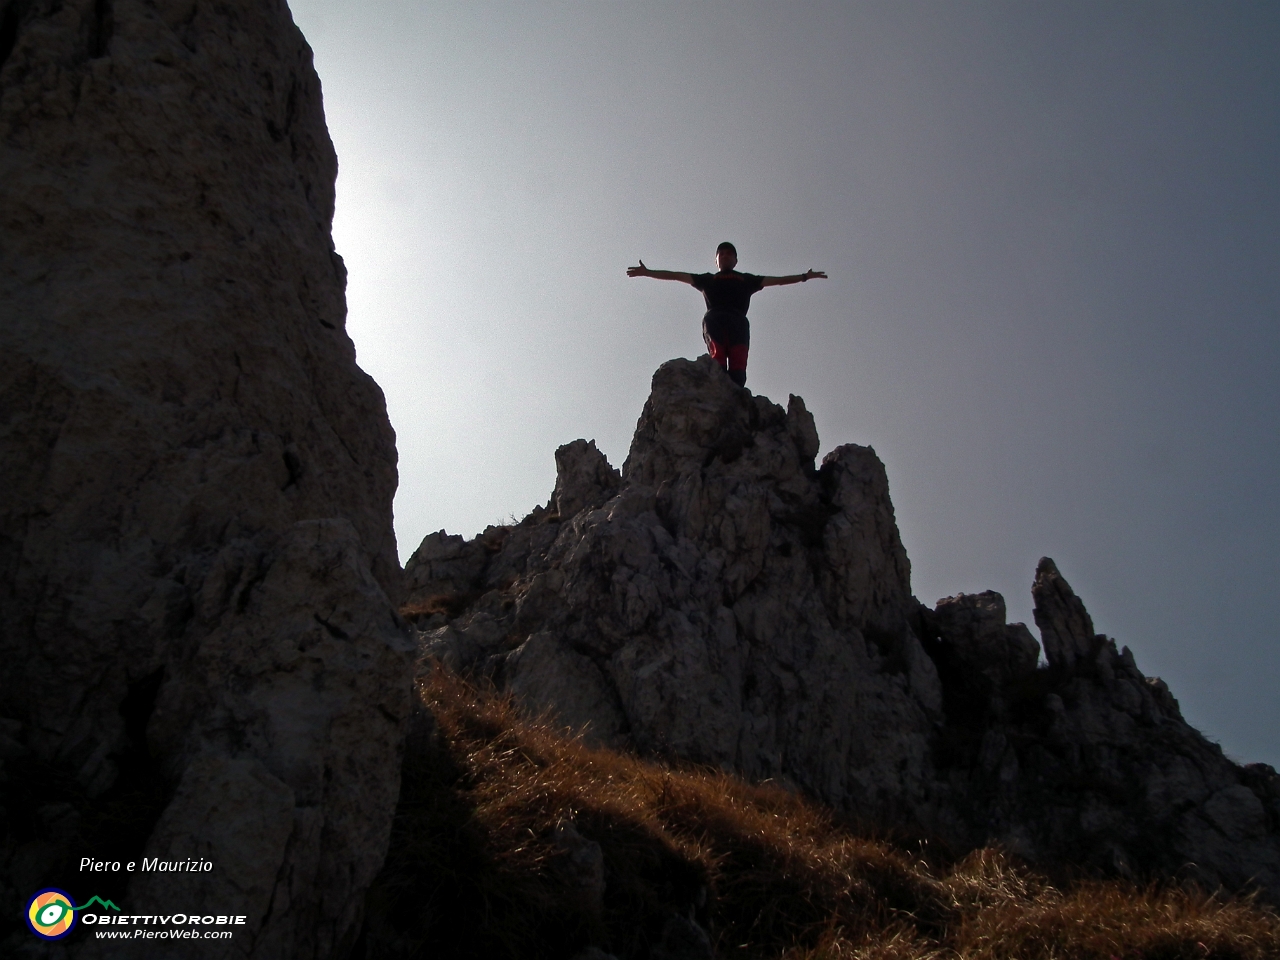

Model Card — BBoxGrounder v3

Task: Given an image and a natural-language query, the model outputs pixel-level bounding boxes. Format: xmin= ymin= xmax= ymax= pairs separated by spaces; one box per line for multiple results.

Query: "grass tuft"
xmin=357 ymin=666 xmax=1280 ymax=960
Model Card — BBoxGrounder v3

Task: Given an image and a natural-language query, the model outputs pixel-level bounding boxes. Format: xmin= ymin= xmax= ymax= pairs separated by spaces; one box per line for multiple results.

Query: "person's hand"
xmin=804 ymin=269 xmax=828 ymax=280
xmin=627 ymin=260 xmax=649 ymax=278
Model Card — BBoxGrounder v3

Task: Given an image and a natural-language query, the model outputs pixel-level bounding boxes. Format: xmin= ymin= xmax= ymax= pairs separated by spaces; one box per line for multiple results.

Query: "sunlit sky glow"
xmin=289 ymin=0 xmax=1279 ymax=768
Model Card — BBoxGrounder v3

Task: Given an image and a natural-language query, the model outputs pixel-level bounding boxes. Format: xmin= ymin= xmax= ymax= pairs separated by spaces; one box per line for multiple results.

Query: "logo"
xmin=24 ymin=891 xmax=121 ymax=940
xmin=26 ymin=888 xmax=77 ymax=940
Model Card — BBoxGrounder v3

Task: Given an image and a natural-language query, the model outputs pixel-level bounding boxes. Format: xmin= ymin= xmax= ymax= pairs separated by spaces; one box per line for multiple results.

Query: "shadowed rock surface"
xmin=0 ymin=1 xmax=413 ymax=956
xmin=406 ymin=356 xmax=1280 ymax=903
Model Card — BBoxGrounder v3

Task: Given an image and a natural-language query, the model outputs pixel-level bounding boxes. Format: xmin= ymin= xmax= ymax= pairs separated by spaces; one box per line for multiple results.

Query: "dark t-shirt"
xmin=691 ymin=271 xmax=765 ymax=316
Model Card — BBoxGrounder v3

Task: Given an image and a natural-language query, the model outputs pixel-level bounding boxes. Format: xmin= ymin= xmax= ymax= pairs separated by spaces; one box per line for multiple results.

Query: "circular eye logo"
xmin=26 ymin=889 xmax=77 ymax=940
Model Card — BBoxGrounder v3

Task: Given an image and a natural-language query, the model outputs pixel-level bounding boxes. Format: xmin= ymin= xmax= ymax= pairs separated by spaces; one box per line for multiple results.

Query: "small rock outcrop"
xmin=0 ymin=2 xmax=413 ymax=956
xmin=406 ymin=356 xmax=1280 ymax=901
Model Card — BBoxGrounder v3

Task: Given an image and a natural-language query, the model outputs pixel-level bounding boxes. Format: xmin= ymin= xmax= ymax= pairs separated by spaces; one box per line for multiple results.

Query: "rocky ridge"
xmin=0 ymin=2 xmax=413 ymax=956
xmin=406 ymin=356 xmax=1280 ymax=901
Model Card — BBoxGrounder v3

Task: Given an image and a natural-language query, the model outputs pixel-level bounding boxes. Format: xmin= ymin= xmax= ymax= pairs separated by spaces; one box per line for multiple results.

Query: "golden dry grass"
xmin=357 ymin=667 xmax=1280 ymax=960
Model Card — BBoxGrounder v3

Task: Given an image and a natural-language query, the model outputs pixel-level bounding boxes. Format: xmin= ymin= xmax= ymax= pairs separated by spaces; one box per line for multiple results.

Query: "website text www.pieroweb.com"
xmin=25 ymin=857 xmax=247 ymax=944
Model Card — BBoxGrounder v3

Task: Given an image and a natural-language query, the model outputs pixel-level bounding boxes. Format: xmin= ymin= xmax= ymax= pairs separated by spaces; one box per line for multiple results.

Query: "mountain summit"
xmin=405 ymin=356 xmax=1280 ymax=901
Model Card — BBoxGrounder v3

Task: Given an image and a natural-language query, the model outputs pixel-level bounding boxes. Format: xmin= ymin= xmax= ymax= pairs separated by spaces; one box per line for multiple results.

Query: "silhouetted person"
xmin=627 ymin=241 xmax=827 ymax=387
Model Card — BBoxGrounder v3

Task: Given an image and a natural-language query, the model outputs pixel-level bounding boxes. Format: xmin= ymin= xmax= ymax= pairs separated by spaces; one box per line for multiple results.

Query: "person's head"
xmin=715 ymin=241 xmax=738 ymax=272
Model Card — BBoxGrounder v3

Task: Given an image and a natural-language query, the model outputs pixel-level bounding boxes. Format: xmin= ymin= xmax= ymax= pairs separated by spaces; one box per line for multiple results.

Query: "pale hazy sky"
xmin=288 ymin=1 xmax=1279 ymax=768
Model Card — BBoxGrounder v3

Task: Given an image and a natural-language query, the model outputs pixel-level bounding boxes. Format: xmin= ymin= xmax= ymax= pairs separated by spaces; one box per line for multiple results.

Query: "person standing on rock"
xmin=627 ymin=241 xmax=826 ymax=387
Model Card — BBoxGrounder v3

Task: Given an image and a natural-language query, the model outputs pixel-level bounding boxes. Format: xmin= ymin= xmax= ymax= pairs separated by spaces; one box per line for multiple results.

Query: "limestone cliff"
xmin=0 ymin=1 xmax=413 ymax=956
xmin=406 ymin=357 xmax=1280 ymax=902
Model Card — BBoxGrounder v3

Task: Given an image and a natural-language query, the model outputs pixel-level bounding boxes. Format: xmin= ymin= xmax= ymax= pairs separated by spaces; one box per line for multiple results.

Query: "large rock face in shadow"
xmin=406 ymin=356 xmax=1280 ymax=902
xmin=0 ymin=1 xmax=413 ymax=955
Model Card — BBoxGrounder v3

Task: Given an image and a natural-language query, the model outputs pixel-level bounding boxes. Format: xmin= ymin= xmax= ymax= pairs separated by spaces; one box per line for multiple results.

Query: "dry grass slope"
xmin=356 ymin=667 xmax=1280 ymax=960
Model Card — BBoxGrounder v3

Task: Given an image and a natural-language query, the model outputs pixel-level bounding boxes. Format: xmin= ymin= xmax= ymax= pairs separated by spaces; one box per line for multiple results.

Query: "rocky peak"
xmin=930 ymin=590 xmax=1040 ymax=694
xmin=554 ymin=439 xmax=621 ymax=518
xmin=408 ymin=356 xmax=1280 ymax=903
xmin=1033 ymin=555 xmax=1104 ymax=671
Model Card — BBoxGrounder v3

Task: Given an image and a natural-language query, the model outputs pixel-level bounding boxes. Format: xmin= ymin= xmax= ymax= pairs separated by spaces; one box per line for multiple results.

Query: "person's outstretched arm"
xmin=627 ymin=260 xmax=695 ymax=284
xmin=760 ymin=269 xmax=827 ymax=287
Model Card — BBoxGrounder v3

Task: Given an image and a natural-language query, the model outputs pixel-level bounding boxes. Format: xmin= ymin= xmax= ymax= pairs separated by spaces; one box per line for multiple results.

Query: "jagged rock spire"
xmin=1033 ymin=556 xmax=1101 ymax=670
